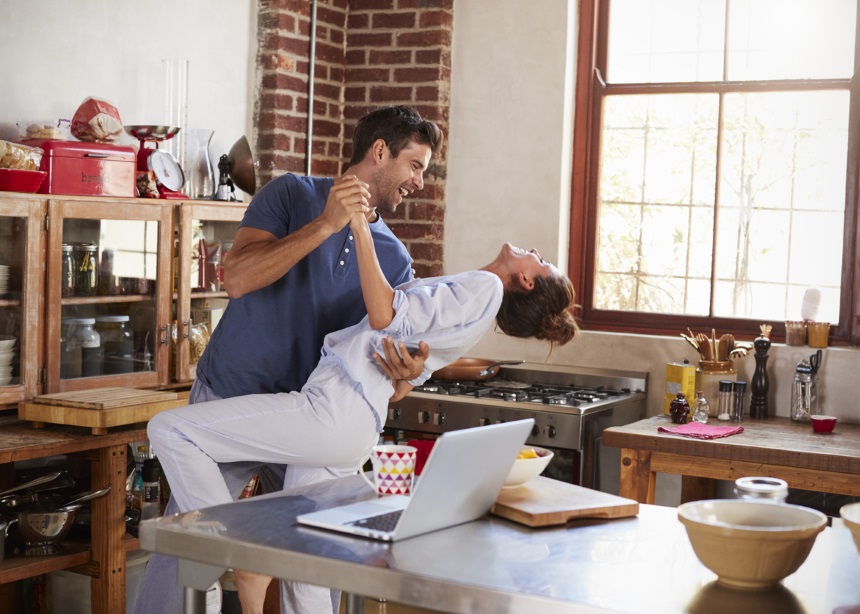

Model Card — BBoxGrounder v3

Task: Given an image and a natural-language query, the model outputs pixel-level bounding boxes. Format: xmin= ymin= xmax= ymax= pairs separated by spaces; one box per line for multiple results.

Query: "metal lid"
xmin=718 ymin=380 xmax=734 ymax=391
xmin=71 ymin=242 xmax=97 ymax=252
xmin=734 ymin=476 xmax=789 ymax=501
xmin=95 ymin=315 xmax=130 ymax=322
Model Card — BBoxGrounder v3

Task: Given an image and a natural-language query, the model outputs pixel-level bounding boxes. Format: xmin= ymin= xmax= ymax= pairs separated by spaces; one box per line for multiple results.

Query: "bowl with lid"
xmin=678 ymin=499 xmax=827 ymax=589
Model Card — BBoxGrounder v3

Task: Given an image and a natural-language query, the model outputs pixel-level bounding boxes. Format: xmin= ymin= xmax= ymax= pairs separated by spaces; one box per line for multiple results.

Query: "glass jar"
xmin=731 ymin=381 xmax=747 ymax=422
xmin=734 ymin=477 xmax=788 ymax=503
xmin=61 ymin=244 xmax=75 ymax=297
xmin=696 ymin=360 xmax=736 ymax=417
xmin=72 ymin=243 xmax=98 ymax=296
xmin=67 ymin=317 xmax=102 ymax=377
xmin=669 ymin=393 xmax=690 ymax=424
xmin=60 ymin=318 xmax=82 ymax=379
xmin=791 ymin=371 xmax=818 ymax=422
xmin=95 ymin=315 xmax=134 ymax=374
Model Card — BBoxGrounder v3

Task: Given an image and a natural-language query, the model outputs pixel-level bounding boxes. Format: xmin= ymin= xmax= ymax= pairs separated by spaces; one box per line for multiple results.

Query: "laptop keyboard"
xmin=350 ymin=509 xmax=403 ymax=532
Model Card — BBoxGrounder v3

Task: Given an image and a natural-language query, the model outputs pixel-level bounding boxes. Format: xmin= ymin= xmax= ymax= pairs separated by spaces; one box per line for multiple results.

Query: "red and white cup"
xmin=361 ymin=444 xmax=417 ymax=496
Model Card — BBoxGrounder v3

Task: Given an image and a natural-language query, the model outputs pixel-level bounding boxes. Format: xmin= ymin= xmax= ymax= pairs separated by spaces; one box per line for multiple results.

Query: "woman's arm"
xmin=349 ymin=213 xmax=395 ymax=329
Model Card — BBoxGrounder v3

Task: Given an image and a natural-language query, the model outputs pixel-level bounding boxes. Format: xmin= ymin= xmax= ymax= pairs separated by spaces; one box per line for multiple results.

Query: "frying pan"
xmin=432 ymin=358 xmax=524 ymax=381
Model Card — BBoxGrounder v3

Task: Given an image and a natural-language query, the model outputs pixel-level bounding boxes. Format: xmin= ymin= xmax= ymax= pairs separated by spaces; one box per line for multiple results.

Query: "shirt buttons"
xmin=344 ymin=248 xmax=350 ymax=253
xmin=349 ymin=235 xmax=353 ymax=241
xmin=339 ymin=261 xmax=345 ymax=266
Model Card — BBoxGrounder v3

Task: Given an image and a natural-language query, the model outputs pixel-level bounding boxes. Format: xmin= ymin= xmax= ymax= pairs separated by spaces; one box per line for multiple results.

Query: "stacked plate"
xmin=0 ymin=335 xmax=15 ymax=386
xmin=0 ymin=265 xmax=7 ymax=296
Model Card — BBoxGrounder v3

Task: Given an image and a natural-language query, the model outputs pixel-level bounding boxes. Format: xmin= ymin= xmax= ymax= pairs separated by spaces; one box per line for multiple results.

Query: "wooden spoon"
xmin=696 ymin=333 xmax=712 ymax=360
xmin=717 ymin=334 xmax=732 ymax=362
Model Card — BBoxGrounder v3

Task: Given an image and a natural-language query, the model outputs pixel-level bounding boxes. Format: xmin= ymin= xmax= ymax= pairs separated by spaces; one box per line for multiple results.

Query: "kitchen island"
xmin=603 ymin=414 xmax=860 ymax=504
xmin=140 ymin=472 xmax=860 ymax=614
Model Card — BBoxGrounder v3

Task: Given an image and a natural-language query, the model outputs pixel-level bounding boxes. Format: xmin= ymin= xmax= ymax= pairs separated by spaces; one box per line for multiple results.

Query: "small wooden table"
xmin=603 ymin=415 xmax=860 ymax=504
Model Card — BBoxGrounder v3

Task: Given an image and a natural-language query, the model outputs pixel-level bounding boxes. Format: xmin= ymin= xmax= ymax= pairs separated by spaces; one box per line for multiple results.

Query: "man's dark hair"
xmin=349 ymin=105 xmax=444 ymax=166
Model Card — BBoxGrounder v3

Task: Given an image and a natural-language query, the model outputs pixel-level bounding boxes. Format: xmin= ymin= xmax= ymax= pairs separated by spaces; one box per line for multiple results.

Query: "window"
xmin=570 ymin=0 xmax=860 ymax=343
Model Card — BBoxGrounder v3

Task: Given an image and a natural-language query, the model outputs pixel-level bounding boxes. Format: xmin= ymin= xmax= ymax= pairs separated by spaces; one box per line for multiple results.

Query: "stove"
xmin=385 ymin=362 xmax=648 ymax=493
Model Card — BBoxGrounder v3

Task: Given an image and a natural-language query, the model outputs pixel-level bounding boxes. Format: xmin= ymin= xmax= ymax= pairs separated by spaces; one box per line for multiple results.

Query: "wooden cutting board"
xmin=19 ymin=387 xmax=186 ymax=435
xmin=32 ymin=387 xmax=178 ymax=409
xmin=491 ymin=476 xmax=639 ymax=527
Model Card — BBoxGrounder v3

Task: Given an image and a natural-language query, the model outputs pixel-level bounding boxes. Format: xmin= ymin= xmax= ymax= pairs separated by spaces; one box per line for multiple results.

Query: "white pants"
xmin=144 ymin=372 xmax=379 ymax=613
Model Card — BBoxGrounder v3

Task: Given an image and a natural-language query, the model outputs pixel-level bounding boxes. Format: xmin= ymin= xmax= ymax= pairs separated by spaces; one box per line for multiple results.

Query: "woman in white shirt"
xmin=148 ymin=204 xmax=579 ymax=612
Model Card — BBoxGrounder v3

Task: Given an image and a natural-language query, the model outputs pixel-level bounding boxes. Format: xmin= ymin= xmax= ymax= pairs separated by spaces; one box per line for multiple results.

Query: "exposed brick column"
xmin=254 ymin=0 xmax=452 ymax=277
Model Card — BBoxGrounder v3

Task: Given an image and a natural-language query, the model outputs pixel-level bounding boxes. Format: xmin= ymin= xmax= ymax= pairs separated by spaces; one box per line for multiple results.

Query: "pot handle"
xmin=478 ymin=360 xmax=525 ymax=377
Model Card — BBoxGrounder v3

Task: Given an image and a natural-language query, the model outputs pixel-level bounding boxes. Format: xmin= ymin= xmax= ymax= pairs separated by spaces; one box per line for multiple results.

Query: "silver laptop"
xmin=296 ymin=419 xmax=534 ymax=542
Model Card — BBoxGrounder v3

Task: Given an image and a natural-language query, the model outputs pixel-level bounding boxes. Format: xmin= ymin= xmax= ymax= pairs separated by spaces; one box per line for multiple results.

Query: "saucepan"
xmin=432 ymin=358 xmax=524 ymax=381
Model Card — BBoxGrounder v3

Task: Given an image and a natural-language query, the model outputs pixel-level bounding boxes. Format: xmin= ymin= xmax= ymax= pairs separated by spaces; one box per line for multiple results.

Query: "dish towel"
xmin=657 ymin=422 xmax=744 ymax=439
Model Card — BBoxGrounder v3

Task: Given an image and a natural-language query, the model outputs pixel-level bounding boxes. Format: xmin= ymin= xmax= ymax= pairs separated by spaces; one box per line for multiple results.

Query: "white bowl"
xmin=0 ymin=375 xmax=12 ymax=386
xmin=0 ymin=336 xmax=15 ymax=351
xmin=678 ymin=500 xmax=827 ymax=590
xmin=841 ymin=502 xmax=860 ymax=556
xmin=503 ymin=446 xmax=553 ymax=488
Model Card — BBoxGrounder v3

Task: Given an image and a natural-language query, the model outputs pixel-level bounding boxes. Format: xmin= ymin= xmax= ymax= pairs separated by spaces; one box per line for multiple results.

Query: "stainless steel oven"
xmin=384 ymin=362 xmax=648 ymax=494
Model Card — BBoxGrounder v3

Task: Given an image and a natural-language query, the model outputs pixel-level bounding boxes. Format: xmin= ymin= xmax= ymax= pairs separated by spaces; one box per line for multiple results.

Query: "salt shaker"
xmin=717 ymin=380 xmax=733 ymax=421
xmin=692 ymin=390 xmax=709 ymax=424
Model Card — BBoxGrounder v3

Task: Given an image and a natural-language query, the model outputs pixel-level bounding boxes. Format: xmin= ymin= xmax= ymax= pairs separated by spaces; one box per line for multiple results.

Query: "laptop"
xmin=296 ymin=419 xmax=534 ymax=542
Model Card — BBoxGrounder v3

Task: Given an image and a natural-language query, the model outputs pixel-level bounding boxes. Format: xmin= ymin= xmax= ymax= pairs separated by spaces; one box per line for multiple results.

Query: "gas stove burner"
xmin=488 ymin=380 xmax=532 ymax=390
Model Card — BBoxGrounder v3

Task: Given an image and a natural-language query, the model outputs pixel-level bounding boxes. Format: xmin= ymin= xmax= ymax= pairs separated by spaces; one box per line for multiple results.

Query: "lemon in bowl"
xmin=503 ymin=446 xmax=553 ymax=488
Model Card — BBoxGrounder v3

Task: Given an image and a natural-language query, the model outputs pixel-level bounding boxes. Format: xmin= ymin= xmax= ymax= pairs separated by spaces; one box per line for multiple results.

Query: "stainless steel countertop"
xmin=140 ymin=475 xmax=860 ymax=613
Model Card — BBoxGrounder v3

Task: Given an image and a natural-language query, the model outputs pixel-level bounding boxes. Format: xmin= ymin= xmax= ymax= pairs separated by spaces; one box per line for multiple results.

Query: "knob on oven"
xmin=388 ymin=407 xmax=401 ymax=421
xmin=433 ymin=412 xmax=445 ymax=425
xmin=478 ymin=417 xmax=490 ymax=426
xmin=418 ymin=411 xmax=430 ymax=424
xmin=545 ymin=425 xmax=557 ymax=438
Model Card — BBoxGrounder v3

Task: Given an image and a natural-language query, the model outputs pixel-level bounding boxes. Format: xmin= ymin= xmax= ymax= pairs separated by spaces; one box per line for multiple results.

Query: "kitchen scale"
xmin=125 ymin=125 xmax=188 ymax=199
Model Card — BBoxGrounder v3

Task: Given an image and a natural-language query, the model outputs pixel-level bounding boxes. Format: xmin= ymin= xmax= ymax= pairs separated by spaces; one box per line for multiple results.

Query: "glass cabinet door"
xmin=45 ymin=198 xmax=173 ymax=392
xmin=0 ymin=194 xmax=45 ymax=404
xmin=174 ymin=201 xmax=245 ymax=383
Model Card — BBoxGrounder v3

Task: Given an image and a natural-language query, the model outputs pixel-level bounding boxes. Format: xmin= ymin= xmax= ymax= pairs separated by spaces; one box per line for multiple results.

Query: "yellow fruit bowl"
xmin=503 ymin=446 xmax=553 ymax=488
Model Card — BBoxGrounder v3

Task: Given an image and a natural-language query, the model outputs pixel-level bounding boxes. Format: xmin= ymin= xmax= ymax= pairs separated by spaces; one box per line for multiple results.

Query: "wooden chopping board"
xmin=19 ymin=387 xmax=187 ymax=435
xmin=32 ymin=387 xmax=178 ymax=409
xmin=491 ymin=476 xmax=639 ymax=527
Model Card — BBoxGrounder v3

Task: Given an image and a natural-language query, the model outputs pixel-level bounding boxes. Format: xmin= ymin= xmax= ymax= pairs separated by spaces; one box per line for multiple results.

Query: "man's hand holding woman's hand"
xmin=374 ymin=337 xmax=429 ymax=382
xmin=322 ymin=174 xmax=372 ymax=234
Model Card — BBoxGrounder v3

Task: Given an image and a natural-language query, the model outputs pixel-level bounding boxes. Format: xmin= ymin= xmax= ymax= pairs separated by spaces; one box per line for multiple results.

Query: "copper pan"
xmin=432 ymin=358 xmax=524 ymax=381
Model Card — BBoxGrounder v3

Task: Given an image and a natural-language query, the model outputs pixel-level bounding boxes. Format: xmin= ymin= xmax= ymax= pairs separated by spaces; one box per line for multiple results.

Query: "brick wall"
xmin=254 ymin=0 xmax=452 ymax=277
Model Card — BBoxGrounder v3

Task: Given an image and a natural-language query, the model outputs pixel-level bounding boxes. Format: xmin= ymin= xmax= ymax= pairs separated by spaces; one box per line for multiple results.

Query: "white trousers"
xmin=145 ymin=370 xmax=380 ymax=613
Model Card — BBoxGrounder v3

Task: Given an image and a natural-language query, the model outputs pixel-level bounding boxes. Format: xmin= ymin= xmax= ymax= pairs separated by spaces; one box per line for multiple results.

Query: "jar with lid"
xmin=95 ymin=315 xmax=134 ymax=374
xmin=72 ymin=243 xmax=98 ymax=296
xmin=790 ymin=369 xmax=818 ymax=422
xmin=61 ymin=245 xmax=75 ymax=297
xmin=696 ymin=360 xmax=736 ymax=417
xmin=692 ymin=391 xmax=709 ymax=424
xmin=60 ymin=318 xmax=82 ymax=379
xmin=733 ymin=476 xmax=788 ymax=503
xmin=66 ymin=317 xmax=102 ymax=377
xmin=669 ymin=393 xmax=690 ymax=424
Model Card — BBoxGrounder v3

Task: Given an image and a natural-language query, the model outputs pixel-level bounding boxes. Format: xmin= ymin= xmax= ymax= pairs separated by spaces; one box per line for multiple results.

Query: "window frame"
xmin=569 ymin=0 xmax=860 ymax=345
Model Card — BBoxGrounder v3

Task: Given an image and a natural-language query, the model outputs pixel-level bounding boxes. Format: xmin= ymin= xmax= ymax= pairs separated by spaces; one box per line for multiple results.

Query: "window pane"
xmin=608 ymin=0 xmax=726 ymax=83
xmin=726 ymin=0 xmax=856 ymax=80
xmin=595 ymin=94 xmax=718 ymax=314
xmin=715 ymin=91 xmax=847 ymax=321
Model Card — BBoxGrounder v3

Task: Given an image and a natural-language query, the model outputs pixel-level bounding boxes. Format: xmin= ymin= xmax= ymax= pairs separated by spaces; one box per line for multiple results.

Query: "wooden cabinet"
xmin=0 ymin=192 xmax=248 ymax=401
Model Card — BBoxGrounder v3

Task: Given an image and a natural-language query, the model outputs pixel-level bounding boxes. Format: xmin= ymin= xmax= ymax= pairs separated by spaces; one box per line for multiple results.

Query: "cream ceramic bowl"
xmin=678 ymin=500 xmax=827 ymax=590
xmin=841 ymin=502 xmax=860 ymax=555
xmin=0 ymin=336 xmax=15 ymax=351
xmin=503 ymin=446 xmax=553 ymax=488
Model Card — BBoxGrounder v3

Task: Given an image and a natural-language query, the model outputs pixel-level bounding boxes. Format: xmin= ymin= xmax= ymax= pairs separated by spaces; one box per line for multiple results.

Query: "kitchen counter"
xmin=140 ymin=473 xmax=860 ymax=614
xmin=603 ymin=414 xmax=860 ymax=504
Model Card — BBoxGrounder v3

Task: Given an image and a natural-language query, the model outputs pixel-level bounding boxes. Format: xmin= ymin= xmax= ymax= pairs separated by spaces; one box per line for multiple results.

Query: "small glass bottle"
xmin=717 ymin=380 xmax=733 ymax=421
xmin=791 ymin=369 xmax=817 ymax=422
xmin=731 ymin=381 xmax=747 ymax=422
xmin=140 ymin=457 xmax=163 ymax=521
xmin=692 ymin=390 xmax=709 ymax=424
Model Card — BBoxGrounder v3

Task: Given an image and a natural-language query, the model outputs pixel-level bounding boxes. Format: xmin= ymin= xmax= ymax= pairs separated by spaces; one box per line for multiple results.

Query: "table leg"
xmin=343 ymin=592 xmax=365 ymax=614
xmin=680 ymin=475 xmax=716 ymax=503
xmin=619 ymin=448 xmax=655 ymax=504
xmin=184 ymin=587 xmax=207 ymax=614
xmin=89 ymin=443 xmax=128 ymax=614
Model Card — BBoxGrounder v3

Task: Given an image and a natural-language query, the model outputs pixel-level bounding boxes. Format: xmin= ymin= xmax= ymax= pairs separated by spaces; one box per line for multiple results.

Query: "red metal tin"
xmin=24 ymin=140 xmax=135 ymax=197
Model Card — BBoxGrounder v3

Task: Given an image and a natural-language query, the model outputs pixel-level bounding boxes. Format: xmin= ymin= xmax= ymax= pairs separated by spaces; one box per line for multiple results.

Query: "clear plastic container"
xmin=95 ymin=315 xmax=134 ymax=374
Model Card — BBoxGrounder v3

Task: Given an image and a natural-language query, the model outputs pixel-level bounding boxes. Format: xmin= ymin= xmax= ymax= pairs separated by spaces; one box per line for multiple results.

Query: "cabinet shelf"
xmin=61 ymin=294 xmax=153 ymax=306
xmin=0 ymin=543 xmax=91 ymax=584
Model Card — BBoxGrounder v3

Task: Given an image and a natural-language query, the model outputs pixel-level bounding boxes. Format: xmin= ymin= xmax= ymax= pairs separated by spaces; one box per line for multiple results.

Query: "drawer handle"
xmin=83 ymin=153 xmax=110 ymax=159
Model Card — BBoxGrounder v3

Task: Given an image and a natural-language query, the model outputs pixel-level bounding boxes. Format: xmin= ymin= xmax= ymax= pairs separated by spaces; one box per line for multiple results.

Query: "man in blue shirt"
xmin=135 ymin=106 xmax=442 ymax=614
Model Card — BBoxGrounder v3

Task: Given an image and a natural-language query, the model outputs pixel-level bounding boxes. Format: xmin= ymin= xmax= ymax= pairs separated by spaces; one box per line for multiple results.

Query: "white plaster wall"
xmin=0 ymin=0 xmax=256 ymax=179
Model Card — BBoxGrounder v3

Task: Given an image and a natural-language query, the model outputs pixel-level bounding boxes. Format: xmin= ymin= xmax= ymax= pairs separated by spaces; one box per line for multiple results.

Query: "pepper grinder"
xmin=749 ymin=324 xmax=772 ymax=418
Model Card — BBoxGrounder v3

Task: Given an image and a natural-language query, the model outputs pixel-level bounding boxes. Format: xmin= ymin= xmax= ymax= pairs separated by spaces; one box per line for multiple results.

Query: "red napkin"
xmin=407 ymin=439 xmax=436 ymax=475
xmin=657 ymin=422 xmax=744 ymax=439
